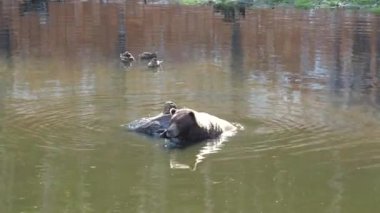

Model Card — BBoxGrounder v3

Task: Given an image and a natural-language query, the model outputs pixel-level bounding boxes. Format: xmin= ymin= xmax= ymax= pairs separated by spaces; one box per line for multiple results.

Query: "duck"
xmin=120 ymin=51 xmax=135 ymax=63
xmin=147 ymin=58 xmax=163 ymax=68
xmin=139 ymin=52 xmax=157 ymax=60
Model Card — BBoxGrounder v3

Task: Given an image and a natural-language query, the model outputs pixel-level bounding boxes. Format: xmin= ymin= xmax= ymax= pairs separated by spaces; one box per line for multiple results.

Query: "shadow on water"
xmin=329 ymin=11 xmax=380 ymax=108
xmin=351 ymin=16 xmax=371 ymax=91
xmin=377 ymin=19 xmax=380 ymax=105
xmin=0 ymin=0 xmax=11 ymax=62
xmin=330 ymin=11 xmax=344 ymax=94
xmin=0 ymin=29 xmax=11 ymax=60
xmin=117 ymin=5 xmax=127 ymax=55
xmin=230 ymin=22 xmax=244 ymax=84
xmin=0 ymin=1 xmax=12 ymax=136
xmin=19 ymin=0 xmax=49 ymax=25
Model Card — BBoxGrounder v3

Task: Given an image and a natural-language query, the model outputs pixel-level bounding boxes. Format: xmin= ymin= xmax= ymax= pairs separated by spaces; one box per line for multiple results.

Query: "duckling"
xmin=139 ymin=52 xmax=157 ymax=60
xmin=125 ymin=101 xmax=178 ymax=137
xmin=147 ymin=58 xmax=163 ymax=68
xmin=162 ymin=101 xmax=177 ymax=114
xmin=120 ymin=51 xmax=135 ymax=63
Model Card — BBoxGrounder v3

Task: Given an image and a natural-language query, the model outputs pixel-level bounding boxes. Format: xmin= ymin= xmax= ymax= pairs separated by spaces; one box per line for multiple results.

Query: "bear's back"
xmin=195 ymin=112 xmax=236 ymax=133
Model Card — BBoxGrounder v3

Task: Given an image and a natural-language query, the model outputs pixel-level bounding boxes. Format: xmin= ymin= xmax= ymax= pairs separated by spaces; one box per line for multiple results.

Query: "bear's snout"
xmin=165 ymin=124 xmax=180 ymax=138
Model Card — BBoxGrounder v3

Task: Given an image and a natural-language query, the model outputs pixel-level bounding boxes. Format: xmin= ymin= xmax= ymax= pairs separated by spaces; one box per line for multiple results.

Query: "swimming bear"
xmin=161 ymin=108 xmax=237 ymax=147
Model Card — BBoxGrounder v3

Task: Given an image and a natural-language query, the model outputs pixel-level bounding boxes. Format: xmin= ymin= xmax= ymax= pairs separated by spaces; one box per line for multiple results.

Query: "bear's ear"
xmin=188 ymin=111 xmax=196 ymax=121
xmin=170 ymin=108 xmax=177 ymax=115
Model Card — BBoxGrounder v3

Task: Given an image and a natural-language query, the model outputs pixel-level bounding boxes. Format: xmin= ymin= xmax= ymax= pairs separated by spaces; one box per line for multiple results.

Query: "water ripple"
xmin=213 ymin=101 xmax=380 ymax=167
xmin=3 ymin=97 xmax=117 ymax=150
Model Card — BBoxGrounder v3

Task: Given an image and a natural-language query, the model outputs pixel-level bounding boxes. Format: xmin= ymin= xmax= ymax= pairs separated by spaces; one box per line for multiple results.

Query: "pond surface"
xmin=1 ymin=1 xmax=380 ymax=212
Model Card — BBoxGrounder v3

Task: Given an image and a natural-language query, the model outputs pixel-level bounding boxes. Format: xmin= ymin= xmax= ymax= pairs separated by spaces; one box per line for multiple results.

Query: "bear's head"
xmin=164 ymin=108 xmax=197 ymax=139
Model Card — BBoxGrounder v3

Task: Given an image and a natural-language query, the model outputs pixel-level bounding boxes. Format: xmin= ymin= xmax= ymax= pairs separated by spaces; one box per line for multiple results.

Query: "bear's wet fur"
xmin=162 ymin=108 xmax=237 ymax=146
xmin=126 ymin=101 xmax=177 ymax=137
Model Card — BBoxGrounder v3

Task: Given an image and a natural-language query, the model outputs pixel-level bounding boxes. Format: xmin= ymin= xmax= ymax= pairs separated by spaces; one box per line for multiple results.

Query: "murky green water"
xmin=1 ymin=1 xmax=380 ymax=212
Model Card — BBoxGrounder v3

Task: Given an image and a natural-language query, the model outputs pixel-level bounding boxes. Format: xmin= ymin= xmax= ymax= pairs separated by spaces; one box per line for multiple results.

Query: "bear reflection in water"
xmin=125 ymin=101 xmax=177 ymax=137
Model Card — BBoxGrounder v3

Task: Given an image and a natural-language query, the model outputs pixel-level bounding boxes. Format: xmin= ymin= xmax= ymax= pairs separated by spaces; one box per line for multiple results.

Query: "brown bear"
xmin=125 ymin=101 xmax=177 ymax=137
xmin=161 ymin=108 xmax=237 ymax=146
